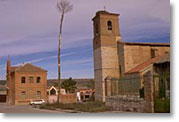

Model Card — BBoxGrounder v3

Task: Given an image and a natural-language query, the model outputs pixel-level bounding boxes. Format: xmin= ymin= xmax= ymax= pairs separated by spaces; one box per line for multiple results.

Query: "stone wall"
xmin=106 ymin=95 xmax=145 ymax=112
xmin=105 ymin=71 xmax=155 ymax=113
xmin=94 ymin=46 xmax=120 ymax=102
xmin=144 ymin=71 xmax=154 ymax=113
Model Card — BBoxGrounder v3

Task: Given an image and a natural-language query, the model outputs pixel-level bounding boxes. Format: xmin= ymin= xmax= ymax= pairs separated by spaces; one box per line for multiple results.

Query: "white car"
xmin=30 ymin=99 xmax=45 ymax=105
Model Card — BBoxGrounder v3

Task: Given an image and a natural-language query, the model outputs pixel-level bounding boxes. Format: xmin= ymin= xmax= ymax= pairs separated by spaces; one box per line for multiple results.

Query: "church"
xmin=92 ymin=11 xmax=170 ymax=102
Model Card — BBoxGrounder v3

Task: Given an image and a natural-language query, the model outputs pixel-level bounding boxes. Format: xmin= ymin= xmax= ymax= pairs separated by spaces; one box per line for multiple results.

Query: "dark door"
xmin=0 ymin=95 xmax=6 ymax=102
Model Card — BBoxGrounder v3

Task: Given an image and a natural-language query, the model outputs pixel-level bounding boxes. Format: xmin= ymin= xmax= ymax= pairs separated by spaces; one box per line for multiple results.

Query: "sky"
xmin=0 ymin=0 xmax=170 ymax=80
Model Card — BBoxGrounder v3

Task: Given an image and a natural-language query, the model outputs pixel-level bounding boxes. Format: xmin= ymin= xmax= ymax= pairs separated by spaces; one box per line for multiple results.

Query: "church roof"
xmin=96 ymin=10 xmax=109 ymax=14
xmin=96 ymin=10 xmax=119 ymax=16
xmin=92 ymin=10 xmax=119 ymax=20
xmin=11 ymin=63 xmax=47 ymax=73
xmin=118 ymin=41 xmax=170 ymax=47
xmin=154 ymin=53 xmax=170 ymax=64
xmin=125 ymin=54 xmax=169 ymax=74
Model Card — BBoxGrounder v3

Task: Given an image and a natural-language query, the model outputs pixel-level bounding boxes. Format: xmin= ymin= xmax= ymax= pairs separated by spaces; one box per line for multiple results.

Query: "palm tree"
xmin=56 ymin=0 xmax=73 ymax=103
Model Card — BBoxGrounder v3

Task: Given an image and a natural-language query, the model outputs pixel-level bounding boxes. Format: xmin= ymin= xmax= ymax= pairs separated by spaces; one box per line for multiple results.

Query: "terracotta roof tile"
xmin=11 ymin=63 xmax=47 ymax=72
xmin=154 ymin=53 xmax=170 ymax=64
xmin=125 ymin=54 xmax=168 ymax=74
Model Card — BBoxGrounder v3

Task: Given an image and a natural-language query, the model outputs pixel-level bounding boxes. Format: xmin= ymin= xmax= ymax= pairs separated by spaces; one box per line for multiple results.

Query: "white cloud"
xmin=62 ymin=58 xmax=92 ymax=65
xmin=0 ymin=52 xmax=74 ymax=71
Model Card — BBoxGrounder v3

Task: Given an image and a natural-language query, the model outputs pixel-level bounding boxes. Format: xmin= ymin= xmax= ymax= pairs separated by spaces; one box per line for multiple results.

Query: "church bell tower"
xmin=92 ymin=11 xmax=122 ymax=101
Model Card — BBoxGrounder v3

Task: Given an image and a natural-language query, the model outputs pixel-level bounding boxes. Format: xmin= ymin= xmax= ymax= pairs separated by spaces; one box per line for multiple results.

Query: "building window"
xmin=107 ymin=20 xmax=112 ymax=30
xmin=165 ymin=51 xmax=169 ymax=54
xmin=36 ymin=91 xmax=41 ymax=99
xmin=151 ymin=49 xmax=158 ymax=58
xmin=29 ymin=77 xmax=33 ymax=83
xmin=21 ymin=77 xmax=26 ymax=83
xmin=151 ymin=49 xmax=155 ymax=58
xmin=21 ymin=91 xmax=26 ymax=100
xmin=37 ymin=77 xmax=41 ymax=83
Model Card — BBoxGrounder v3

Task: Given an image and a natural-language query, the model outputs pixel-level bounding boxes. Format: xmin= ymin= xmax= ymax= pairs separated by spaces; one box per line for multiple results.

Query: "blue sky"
xmin=0 ymin=0 xmax=170 ymax=80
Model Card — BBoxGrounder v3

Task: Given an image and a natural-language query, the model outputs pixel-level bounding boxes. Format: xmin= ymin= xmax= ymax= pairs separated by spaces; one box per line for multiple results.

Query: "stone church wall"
xmin=118 ymin=43 xmax=170 ymax=74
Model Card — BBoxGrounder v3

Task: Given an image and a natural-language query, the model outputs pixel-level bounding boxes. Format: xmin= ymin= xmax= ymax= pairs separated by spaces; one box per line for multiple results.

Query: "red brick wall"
xmin=60 ymin=94 xmax=76 ymax=104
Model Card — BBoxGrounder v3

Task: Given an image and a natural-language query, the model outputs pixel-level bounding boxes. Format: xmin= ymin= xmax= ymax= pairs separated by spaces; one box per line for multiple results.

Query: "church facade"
xmin=92 ymin=11 xmax=170 ymax=101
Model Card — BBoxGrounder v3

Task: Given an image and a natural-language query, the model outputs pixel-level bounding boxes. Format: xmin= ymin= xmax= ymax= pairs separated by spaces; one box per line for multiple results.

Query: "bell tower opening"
xmin=107 ymin=20 xmax=112 ymax=30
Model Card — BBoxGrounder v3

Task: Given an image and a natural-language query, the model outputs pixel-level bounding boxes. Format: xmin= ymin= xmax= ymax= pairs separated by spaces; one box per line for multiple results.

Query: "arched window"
xmin=50 ymin=88 xmax=56 ymax=95
xmin=107 ymin=20 xmax=112 ymax=30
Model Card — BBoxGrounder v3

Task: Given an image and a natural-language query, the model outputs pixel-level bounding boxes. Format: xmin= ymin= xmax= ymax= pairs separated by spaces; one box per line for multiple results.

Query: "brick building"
xmin=6 ymin=59 xmax=47 ymax=105
xmin=0 ymin=84 xmax=6 ymax=102
xmin=92 ymin=11 xmax=170 ymax=101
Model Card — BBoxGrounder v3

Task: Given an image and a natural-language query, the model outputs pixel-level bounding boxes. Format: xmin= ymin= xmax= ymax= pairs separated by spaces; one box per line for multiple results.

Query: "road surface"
xmin=0 ymin=103 xmax=65 ymax=113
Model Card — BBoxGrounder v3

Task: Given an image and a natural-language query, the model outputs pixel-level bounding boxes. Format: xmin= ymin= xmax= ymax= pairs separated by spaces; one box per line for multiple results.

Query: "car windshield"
xmin=33 ymin=100 xmax=42 ymax=102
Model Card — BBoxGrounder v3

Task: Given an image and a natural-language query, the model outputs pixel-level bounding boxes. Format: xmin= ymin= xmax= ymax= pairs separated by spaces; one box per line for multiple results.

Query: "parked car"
xmin=30 ymin=99 xmax=45 ymax=105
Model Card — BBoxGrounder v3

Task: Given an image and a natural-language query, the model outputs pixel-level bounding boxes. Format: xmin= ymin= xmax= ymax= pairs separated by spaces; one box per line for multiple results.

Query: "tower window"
xmin=107 ymin=20 xmax=112 ymax=30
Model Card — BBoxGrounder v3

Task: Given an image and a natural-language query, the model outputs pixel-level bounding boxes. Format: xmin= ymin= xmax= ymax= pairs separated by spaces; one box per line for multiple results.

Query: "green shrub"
xmin=154 ymin=99 xmax=170 ymax=113
xmin=40 ymin=102 xmax=111 ymax=112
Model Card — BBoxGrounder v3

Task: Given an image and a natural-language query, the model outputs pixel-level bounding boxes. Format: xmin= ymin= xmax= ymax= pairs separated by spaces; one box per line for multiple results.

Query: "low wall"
xmin=60 ymin=94 xmax=76 ymax=104
xmin=15 ymin=100 xmax=31 ymax=105
xmin=106 ymin=95 xmax=145 ymax=112
xmin=48 ymin=95 xmax=58 ymax=104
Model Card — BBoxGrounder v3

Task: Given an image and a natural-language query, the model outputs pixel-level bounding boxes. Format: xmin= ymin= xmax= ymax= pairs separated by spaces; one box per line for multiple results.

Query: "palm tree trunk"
xmin=57 ymin=12 xmax=64 ymax=103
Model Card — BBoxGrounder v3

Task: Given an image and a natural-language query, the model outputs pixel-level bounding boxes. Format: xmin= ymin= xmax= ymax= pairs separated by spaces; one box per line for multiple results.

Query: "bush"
xmin=40 ymin=104 xmax=56 ymax=110
xmin=62 ymin=77 xmax=77 ymax=93
xmin=40 ymin=102 xmax=111 ymax=112
xmin=154 ymin=99 xmax=170 ymax=113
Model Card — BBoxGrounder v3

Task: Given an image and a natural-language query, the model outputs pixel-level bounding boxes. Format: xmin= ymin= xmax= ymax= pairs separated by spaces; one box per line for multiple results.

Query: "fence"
xmin=105 ymin=71 xmax=170 ymax=113
xmin=153 ymin=72 xmax=170 ymax=113
xmin=105 ymin=72 xmax=153 ymax=112
xmin=108 ymin=76 xmax=141 ymax=96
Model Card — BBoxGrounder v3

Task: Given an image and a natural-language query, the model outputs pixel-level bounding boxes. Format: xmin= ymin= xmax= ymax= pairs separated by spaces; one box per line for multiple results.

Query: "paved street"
xmin=0 ymin=103 xmax=65 ymax=113
xmin=0 ymin=103 xmax=124 ymax=113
